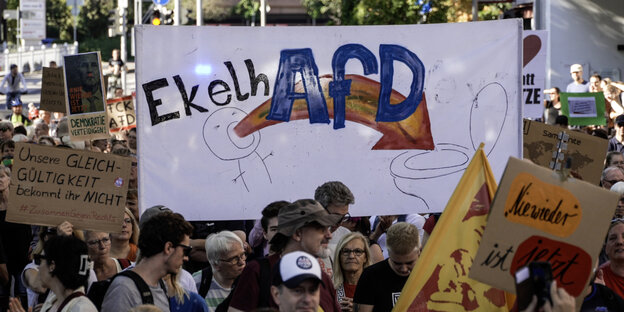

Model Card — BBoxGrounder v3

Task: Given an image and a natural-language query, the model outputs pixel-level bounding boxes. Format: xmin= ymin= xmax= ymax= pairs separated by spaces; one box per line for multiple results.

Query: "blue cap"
xmin=11 ymin=99 xmax=22 ymax=107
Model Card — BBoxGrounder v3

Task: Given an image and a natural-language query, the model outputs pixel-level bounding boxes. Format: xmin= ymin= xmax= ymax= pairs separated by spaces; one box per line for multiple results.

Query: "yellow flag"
xmin=393 ymin=144 xmax=514 ymax=312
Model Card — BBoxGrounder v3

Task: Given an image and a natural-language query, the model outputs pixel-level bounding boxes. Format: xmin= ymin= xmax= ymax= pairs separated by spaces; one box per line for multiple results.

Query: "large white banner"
xmin=136 ymin=20 xmax=523 ymax=220
xmin=522 ymin=30 xmax=548 ymax=119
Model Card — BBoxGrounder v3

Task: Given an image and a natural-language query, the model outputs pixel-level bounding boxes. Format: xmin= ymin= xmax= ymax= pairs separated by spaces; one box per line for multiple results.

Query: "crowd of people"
xmin=0 ymin=61 xmax=622 ymax=312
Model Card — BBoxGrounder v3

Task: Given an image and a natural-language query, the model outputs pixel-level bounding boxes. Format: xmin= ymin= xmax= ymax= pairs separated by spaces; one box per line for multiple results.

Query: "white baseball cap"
xmin=272 ymin=251 xmax=323 ymax=288
xmin=570 ymin=64 xmax=583 ymax=73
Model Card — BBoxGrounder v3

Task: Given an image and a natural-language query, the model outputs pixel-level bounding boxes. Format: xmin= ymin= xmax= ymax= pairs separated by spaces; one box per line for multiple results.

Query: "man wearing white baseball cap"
xmin=567 ymin=64 xmax=589 ymax=93
xmin=271 ymin=251 xmax=323 ymax=312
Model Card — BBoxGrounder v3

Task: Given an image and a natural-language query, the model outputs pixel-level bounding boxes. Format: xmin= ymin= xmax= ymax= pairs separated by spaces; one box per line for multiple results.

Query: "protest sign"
xmin=6 ymin=143 xmax=131 ymax=232
xmin=135 ymin=20 xmax=523 ymax=220
xmin=469 ymin=157 xmax=617 ymax=308
xmin=40 ymin=67 xmax=67 ymax=113
xmin=63 ymin=52 xmax=109 ymax=141
xmin=106 ymin=95 xmax=136 ymax=133
xmin=522 ymin=31 xmax=547 ymax=119
xmin=560 ymin=92 xmax=606 ymax=126
xmin=523 ymin=119 xmax=607 ymax=185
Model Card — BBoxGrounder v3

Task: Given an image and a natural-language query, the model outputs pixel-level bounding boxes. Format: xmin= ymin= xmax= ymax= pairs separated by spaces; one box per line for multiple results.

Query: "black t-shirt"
xmin=0 ymin=210 xmax=31 ymax=274
xmin=353 ymin=259 xmax=408 ymax=312
xmin=582 ymin=283 xmax=624 ymax=312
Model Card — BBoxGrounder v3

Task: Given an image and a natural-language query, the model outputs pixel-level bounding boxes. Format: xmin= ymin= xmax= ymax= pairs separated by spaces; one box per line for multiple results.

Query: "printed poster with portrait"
xmin=469 ymin=157 xmax=618 ymax=308
xmin=63 ymin=52 xmax=109 ymax=141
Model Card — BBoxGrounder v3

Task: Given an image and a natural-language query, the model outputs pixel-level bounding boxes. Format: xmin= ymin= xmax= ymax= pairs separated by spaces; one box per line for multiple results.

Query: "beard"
xmin=316 ymin=245 xmax=332 ymax=258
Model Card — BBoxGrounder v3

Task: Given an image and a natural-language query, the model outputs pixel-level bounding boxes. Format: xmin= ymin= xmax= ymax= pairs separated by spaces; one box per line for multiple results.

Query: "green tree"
xmin=233 ymin=0 xmax=259 ymax=25
xmin=46 ymin=0 xmax=74 ymax=41
xmin=77 ymin=0 xmax=115 ymax=40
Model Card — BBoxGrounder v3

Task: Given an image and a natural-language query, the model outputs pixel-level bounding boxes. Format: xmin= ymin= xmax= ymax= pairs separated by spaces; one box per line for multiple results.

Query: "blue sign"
xmin=153 ymin=0 xmax=169 ymax=5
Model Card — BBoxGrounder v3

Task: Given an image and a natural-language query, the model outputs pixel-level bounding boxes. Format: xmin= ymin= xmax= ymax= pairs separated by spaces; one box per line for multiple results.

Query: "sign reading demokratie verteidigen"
xmin=6 ymin=143 xmax=131 ymax=232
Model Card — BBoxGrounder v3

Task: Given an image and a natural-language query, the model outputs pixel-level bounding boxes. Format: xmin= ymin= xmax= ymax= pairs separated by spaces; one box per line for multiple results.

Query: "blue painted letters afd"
xmin=267 ymin=44 xmax=425 ymax=127
xmin=267 ymin=49 xmax=330 ymax=124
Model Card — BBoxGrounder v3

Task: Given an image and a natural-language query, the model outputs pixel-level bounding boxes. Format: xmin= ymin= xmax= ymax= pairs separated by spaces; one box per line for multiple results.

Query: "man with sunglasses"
xmin=101 ymin=211 xmax=193 ymax=312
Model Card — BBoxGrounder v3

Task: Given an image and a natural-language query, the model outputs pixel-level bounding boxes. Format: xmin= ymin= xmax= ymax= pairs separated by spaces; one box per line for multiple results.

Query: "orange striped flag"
xmin=393 ymin=144 xmax=514 ymax=312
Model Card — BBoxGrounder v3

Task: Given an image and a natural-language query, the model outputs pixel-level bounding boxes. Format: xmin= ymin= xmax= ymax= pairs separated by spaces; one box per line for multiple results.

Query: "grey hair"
xmin=205 ymin=230 xmax=244 ymax=268
xmin=603 ymin=167 xmax=624 ymax=182
xmin=314 ymin=181 xmax=354 ymax=208
xmin=0 ymin=121 xmax=13 ymax=132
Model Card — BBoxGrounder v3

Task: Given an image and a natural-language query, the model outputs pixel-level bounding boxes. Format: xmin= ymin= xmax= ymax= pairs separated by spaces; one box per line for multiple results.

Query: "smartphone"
xmin=515 ymin=262 xmax=553 ymax=311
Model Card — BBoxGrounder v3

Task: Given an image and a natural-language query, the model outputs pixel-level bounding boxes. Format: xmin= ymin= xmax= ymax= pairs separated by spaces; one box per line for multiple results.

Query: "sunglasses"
xmin=176 ymin=243 xmax=193 ymax=257
xmin=0 ymin=127 xmax=10 ymax=132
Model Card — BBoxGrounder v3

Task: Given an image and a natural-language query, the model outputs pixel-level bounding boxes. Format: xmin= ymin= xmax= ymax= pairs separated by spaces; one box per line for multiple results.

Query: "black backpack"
xmin=87 ymin=268 xmax=166 ymax=310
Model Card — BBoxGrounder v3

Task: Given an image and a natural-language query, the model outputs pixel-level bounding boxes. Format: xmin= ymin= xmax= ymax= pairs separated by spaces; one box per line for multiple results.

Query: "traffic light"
xmin=162 ymin=8 xmax=174 ymax=25
xmin=108 ymin=8 xmax=124 ymax=37
xmin=151 ymin=9 xmax=161 ymax=25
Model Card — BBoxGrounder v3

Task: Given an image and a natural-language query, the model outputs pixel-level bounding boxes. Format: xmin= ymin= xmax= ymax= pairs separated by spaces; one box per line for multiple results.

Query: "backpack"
xmin=197 ymin=257 xmax=271 ymax=311
xmin=87 ymin=267 xmax=166 ymax=310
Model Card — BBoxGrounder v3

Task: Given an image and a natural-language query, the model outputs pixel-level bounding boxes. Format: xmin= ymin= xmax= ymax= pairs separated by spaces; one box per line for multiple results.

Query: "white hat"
xmin=570 ymin=64 xmax=583 ymax=73
xmin=272 ymin=251 xmax=323 ymax=288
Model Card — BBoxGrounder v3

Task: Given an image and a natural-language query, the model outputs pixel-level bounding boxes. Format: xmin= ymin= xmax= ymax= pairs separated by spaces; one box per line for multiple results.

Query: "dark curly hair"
xmin=138 ymin=211 xmax=193 ymax=258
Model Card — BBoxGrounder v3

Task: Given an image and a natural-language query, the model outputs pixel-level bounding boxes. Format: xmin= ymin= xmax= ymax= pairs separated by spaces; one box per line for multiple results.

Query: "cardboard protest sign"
xmin=63 ymin=52 xmax=109 ymax=141
xmin=523 ymin=119 xmax=608 ymax=185
xmin=106 ymin=95 xmax=136 ymax=133
xmin=135 ymin=20 xmax=523 ymax=220
xmin=560 ymin=92 xmax=606 ymax=126
xmin=469 ymin=157 xmax=617 ymax=308
xmin=522 ymin=31 xmax=547 ymax=119
xmin=40 ymin=67 xmax=67 ymax=113
xmin=6 ymin=143 xmax=131 ymax=232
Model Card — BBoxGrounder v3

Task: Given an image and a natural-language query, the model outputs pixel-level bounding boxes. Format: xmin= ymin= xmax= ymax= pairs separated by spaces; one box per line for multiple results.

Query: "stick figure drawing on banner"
xmin=202 ymin=107 xmax=273 ymax=192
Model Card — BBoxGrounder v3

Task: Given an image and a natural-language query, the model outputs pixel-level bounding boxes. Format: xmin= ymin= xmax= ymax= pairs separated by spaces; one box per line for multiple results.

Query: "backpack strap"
xmin=257 ymin=257 xmax=272 ymax=308
xmin=116 ymin=258 xmax=132 ymax=270
xmin=118 ymin=270 xmax=154 ymax=304
xmin=57 ymin=291 xmax=85 ymax=311
xmin=198 ymin=266 xmax=213 ymax=298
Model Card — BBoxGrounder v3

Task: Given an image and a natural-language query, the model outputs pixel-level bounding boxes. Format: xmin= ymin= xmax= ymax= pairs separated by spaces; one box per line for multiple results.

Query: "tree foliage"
xmin=298 ymin=0 xmax=511 ymax=25
xmin=77 ymin=0 xmax=115 ymax=40
xmin=234 ymin=0 xmax=259 ymax=21
xmin=46 ymin=0 xmax=74 ymax=41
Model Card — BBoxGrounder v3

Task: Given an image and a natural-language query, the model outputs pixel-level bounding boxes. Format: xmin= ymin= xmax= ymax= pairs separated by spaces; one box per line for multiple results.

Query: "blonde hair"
xmin=331 ymin=232 xmax=372 ymax=288
xmin=125 ymin=207 xmax=139 ymax=245
xmin=386 ymin=222 xmax=419 ymax=255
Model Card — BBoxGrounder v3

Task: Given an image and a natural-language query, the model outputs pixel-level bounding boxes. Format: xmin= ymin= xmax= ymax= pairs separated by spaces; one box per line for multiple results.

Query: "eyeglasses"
xmin=86 ymin=237 xmax=111 ymax=246
xmin=341 ymin=248 xmax=365 ymax=257
xmin=0 ymin=127 xmax=10 ymax=132
xmin=220 ymin=252 xmax=247 ymax=265
xmin=176 ymin=243 xmax=193 ymax=257
xmin=33 ymin=254 xmax=50 ymax=265
xmin=122 ymin=218 xmax=132 ymax=224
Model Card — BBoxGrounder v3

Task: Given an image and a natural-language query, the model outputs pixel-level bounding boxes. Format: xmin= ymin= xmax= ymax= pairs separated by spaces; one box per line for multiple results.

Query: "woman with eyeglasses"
xmin=110 ymin=208 xmax=139 ymax=261
xmin=10 ymin=235 xmax=97 ymax=312
xmin=85 ymin=231 xmax=131 ymax=282
xmin=332 ymin=232 xmax=372 ymax=312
